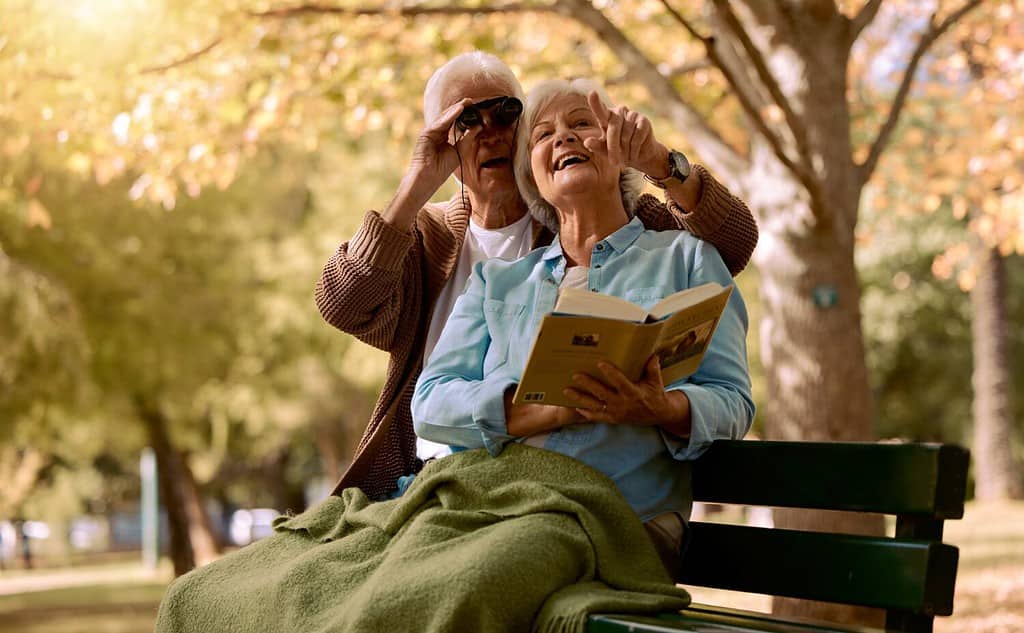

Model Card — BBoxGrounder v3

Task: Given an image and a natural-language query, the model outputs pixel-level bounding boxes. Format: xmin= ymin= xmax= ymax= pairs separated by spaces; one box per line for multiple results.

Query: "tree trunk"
xmin=314 ymin=420 xmax=346 ymax=485
xmin=0 ymin=447 xmax=47 ymax=518
xmin=136 ymin=397 xmax=222 ymax=575
xmin=263 ymin=447 xmax=308 ymax=514
xmin=752 ymin=165 xmax=885 ymax=626
xmin=179 ymin=452 xmax=224 ymax=565
xmin=971 ymin=245 xmax=1022 ymax=500
xmin=733 ymin=7 xmax=885 ymax=627
xmin=13 ymin=519 xmax=33 ymax=569
xmin=137 ymin=399 xmax=194 ymax=576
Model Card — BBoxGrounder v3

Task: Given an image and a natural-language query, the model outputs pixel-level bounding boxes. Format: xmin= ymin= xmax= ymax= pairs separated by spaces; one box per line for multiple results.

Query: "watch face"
xmin=670 ymin=150 xmax=691 ymax=179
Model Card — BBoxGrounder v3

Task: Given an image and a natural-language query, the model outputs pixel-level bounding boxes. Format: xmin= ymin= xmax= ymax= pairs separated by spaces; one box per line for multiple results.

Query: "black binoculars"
xmin=455 ymin=96 xmax=523 ymax=133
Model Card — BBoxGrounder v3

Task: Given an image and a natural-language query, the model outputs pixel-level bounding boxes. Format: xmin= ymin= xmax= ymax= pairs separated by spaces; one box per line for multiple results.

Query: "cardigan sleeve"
xmin=314 ymin=209 xmax=420 ymax=352
xmin=634 ymin=164 xmax=759 ymax=276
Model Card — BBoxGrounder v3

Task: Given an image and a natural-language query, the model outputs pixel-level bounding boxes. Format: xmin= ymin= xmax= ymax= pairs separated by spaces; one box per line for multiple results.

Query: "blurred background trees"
xmin=1 ymin=0 xmax=1021 ymax=619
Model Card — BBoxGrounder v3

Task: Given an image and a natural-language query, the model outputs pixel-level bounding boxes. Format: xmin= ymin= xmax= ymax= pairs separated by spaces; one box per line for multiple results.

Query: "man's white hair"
xmin=514 ymin=78 xmax=645 ymax=233
xmin=422 ymin=51 xmax=524 ymax=124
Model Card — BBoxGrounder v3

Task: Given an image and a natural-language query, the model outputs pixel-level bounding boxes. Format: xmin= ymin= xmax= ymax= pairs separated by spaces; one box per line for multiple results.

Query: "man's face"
xmin=438 ymin=77 xmax=520 ymax=198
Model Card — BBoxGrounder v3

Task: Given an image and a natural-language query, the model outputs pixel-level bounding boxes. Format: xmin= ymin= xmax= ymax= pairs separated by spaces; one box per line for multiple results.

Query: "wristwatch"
xmin=644 ymin=149 xmax=691 ymax=189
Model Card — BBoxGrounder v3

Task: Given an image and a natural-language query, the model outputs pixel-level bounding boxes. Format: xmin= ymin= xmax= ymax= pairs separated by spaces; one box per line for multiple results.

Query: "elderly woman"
xmin=412 ymin=79 xmax=755 ymax=571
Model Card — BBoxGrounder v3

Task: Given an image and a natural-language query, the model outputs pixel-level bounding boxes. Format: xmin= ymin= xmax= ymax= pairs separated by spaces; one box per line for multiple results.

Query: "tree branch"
xmin=849 ymin=0 xmax=884 ymax=44
xmin=248 ymin=2 xmax=554 ymax=18
xmin=669 ymin=58 xmax=712 ymax=75
xmin=656 ymin=0 xmax=814 ymax=189
xmin=556 ymin=0 xmax=747 ymax=177
xmin=711 ymin=0 xmax=814 ymax=175
xmin=250 ymin=1 xmax=747 ymax=173
xmin=30 ymin=37 xmax=224 ymax=80
xmin=606 ymin=59 xmax=710 ymax=86
xmin=139 ymin=37 xmax=223 ymax=74
xmin=858 ymin=0 xmax=983 ymax=185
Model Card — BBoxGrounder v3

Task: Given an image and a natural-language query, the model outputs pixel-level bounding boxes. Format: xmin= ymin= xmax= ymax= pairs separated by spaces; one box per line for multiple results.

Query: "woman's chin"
xmin=549 ymin=169 xmax=608 ymax=197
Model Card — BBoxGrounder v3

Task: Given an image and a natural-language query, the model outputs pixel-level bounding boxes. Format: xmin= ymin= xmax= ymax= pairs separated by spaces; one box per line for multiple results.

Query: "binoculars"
xmin=455 ymin=96 xmax=523 ymax=133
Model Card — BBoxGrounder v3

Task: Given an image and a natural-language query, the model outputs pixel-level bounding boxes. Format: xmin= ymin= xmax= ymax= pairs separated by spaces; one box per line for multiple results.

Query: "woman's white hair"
xmin=422 ymin=51 xmax=525 ymax=124
xmin=514 ymin=78 xmax=645 ymax=233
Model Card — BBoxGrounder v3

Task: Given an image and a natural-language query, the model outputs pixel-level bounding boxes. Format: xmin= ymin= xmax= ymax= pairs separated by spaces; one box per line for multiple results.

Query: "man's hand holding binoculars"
xmin=383 ymin=99 xmax=479 ymax=231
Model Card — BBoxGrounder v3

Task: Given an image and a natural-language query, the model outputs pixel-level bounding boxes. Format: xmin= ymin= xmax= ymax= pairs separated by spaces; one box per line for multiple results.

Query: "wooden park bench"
xmin=590 ymin=440 xmax=970 ymax=633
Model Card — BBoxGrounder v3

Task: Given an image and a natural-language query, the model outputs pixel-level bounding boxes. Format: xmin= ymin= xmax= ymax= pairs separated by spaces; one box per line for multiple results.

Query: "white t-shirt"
xmin=418 ymin=212 xmax=535 ymax=460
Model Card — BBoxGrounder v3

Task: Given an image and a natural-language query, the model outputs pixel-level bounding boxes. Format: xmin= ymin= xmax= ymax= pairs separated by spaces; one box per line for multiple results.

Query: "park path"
xmin=0 ymin=563 xmax=168 ymax=596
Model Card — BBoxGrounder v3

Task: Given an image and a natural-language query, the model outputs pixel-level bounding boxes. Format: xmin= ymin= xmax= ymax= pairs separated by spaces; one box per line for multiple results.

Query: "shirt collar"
xmin=541 ymin=215 xmax=645 ymax=262
xmin=604 ymin=216 xmax=645 ymax=252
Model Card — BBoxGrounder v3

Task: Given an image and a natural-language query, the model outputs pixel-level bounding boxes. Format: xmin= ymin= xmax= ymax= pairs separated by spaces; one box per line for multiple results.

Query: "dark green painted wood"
xmin=895 ymin=516 xmax=944 ymax=541
xmin=690 ymin=441 xmax=969 ymax=518
xmin=589 ymin=607 xmax=879 ymax=633
xmin=885 ymin=611 xmax=934 ymax=633
xmin=677 ymin=523 xmax=959 ymax=615
xmin=587 ymin=441 xmax=968 ymax=633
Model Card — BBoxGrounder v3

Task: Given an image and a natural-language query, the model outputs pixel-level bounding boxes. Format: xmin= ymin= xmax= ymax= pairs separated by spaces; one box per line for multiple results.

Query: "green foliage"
xmin=3 ymin=0 xmax=1020 ymax=518
xmin=0 ymin=135 xmax=401 ymax=518
xmin=858 ymin=198 xmax=1024 ymax=445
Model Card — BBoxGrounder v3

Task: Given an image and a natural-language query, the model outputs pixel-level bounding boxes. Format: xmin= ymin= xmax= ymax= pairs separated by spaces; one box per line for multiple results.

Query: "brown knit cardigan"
xmin=315 ymin=164 xmax=758 ymax=499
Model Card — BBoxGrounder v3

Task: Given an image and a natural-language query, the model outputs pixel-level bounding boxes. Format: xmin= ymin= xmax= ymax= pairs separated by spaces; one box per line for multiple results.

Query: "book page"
xmin=648 ymin=282 xmax=725 ymax=321
xmin=652 ymin=286 xmax=732 ymax=385
xmin=554 ymin=287 xmax=649 ymax=322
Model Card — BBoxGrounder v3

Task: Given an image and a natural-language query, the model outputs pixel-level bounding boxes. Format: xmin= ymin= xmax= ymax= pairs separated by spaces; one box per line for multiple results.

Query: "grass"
xmin=0 ymin=501 xmax=1020 ymax=633
xmin=934 ymin=500 xmax=1024 ymax=633
xmin=0 ymin=559 xmax=172 ymax=633
xmin=0 ymin=582 xmax=167 ymax=633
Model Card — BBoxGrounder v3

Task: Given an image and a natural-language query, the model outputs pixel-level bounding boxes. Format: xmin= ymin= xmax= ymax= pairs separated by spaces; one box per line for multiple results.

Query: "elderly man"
xmin=316 ymin=51 xmax=758 ymax=500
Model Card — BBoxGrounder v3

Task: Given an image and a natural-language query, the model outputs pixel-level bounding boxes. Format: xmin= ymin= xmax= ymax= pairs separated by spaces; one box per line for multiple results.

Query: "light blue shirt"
xmin=412 ymin=217 xmax=754 ymax=520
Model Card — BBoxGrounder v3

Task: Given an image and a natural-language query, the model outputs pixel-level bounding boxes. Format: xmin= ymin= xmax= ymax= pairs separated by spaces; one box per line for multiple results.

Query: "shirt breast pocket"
xmin=624 ymin=287 xmax=669 ymax=311
xmin=482 ymin=299 xmax=527 ymax=374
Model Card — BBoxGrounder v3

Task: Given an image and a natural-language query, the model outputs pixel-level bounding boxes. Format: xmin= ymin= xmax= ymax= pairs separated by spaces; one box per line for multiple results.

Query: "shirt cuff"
xmin=472 ymin=368 xmax=520 ymax=457
xmin=660 ymin=384 xmax=715 ymax=461
xmin=349 ymin=210 xmax=416 ymax=272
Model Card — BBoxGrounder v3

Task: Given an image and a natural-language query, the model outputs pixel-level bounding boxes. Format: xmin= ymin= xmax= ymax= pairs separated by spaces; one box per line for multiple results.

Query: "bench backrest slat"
xmin=678 ymin=522 xmax=960 ymax=616
xmin=690 ymin=441 xmax=969 ymax=518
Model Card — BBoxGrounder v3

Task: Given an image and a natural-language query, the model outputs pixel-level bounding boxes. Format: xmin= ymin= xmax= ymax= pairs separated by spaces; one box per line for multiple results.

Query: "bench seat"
xmin=592 ymin=605 xmax=882 ymax=633
xmin=588 ymin=440 xmax=970 ymax=633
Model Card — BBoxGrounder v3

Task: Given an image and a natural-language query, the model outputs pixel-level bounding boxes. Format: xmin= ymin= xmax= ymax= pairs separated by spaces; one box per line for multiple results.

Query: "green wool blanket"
xmin=155 ymin=445 xmax=690 ymax=633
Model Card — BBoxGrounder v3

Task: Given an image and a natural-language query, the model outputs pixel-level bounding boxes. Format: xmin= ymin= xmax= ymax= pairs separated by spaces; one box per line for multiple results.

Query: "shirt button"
xmin=595 ymin=244 xmax=604 ymax=251
xmin=591 ymin=288 xmax=599 ymax=292
xmin=594 ymin=264 xmax=601 ymax=269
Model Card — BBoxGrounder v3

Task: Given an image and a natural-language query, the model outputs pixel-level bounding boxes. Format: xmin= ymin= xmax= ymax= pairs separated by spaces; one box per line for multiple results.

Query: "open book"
xmin=512 ymin=282 xmax=732 ymax=407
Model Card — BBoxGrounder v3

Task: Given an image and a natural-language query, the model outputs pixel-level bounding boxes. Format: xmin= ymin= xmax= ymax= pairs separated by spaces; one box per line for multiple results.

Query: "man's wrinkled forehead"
xmin=440 ymin=75 xmax=517 ymax=110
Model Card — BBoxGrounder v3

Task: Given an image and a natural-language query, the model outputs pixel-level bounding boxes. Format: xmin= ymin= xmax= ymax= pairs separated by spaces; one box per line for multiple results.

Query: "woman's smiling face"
xmin=528 ymin=93 xmax=616 ymax=205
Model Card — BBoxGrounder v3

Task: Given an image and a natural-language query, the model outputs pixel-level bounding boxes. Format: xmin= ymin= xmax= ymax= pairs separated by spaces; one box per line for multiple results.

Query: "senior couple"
xmin=156 ymin=52 xmax=755 ymax=633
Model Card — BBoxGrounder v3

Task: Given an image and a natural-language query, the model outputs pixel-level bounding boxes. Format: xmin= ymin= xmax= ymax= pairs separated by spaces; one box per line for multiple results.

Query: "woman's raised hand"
xmin=583 ymin=91 xmax=671 ymax=180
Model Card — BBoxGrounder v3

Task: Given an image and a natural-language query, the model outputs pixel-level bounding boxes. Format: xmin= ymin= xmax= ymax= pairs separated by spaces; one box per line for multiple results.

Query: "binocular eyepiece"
xmin=455 ymin=96 xmax=523 ymax=132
